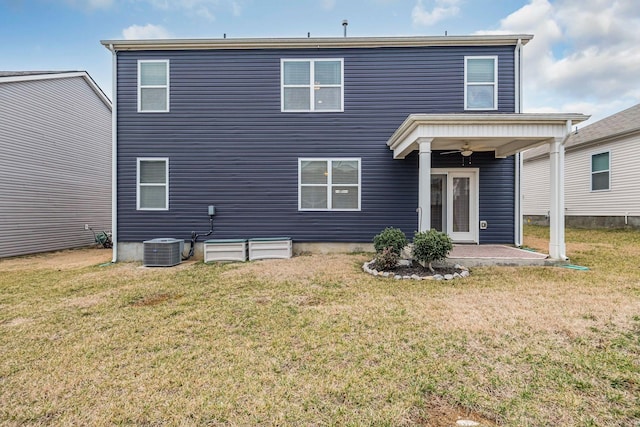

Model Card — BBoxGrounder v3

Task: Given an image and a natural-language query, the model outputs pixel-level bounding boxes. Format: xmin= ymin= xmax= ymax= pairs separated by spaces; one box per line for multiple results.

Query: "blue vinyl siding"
xmin=433 ymin=152 xmax=515 ymax=243
xmin=116 ymin=45 xmax=516 ymax=243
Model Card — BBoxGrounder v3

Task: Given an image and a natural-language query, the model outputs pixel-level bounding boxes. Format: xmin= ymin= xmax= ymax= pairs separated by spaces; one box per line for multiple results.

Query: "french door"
xmin=430 ymin=169 xmax=478 ymax=243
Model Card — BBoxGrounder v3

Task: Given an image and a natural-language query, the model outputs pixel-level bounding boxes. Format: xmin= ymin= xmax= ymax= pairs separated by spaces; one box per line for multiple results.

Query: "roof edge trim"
xmin=100 ymin=34 xmax=533 ymax=51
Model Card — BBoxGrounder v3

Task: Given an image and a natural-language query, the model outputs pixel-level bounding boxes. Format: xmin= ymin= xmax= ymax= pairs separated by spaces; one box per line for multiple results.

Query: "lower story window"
xmin=299 ymin=158 xmax=360 ymax=211
xmin=137 ymin=158 xmax=168 ymax=210
xmin=591 ymin=151 xmax=610 ymax=191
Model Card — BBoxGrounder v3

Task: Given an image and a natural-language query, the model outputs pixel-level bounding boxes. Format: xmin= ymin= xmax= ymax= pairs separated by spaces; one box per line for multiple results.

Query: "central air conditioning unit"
xmin=143 ymin=238 xmax=183 ymax=267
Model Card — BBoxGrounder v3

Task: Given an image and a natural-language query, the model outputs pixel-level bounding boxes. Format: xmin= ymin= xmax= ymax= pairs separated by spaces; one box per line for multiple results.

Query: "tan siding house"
xmin=0 ymin=71 xmax=112 ymax=258
xmin=523 ymin=104 xmax=640 ymax=228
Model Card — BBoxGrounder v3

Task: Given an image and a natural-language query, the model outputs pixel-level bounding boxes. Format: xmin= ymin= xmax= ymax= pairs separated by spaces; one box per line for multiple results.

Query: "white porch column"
xmin=418 ymin=138 xmax=433 ymax=232
xmin=549 ymin=135 xmax=567 ymax=260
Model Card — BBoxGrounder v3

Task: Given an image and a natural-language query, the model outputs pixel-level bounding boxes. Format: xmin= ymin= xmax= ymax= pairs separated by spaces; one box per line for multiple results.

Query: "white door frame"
xmin=432 ymin=168 xmax=479 ymax=243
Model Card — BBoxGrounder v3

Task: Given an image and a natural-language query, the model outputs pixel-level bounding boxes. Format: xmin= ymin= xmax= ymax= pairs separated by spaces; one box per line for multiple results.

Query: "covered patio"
xmin=387 ymin=113 xmax=589 ymax=260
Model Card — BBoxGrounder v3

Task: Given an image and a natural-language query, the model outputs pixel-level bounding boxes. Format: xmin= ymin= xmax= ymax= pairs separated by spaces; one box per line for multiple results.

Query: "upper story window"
xmin=138 ymin=60 xmax=169 ymax=112
xmin=281 ymin=59 xmax=344 ymax=112
xmin=591 ymin=151 xmax=610 ymax=191
xmin=137 ymin=158 xmax=169 ymax=210
xmin=299 ymin=158 xmax=360 ymax=211
xmin=464 ymin=56 xmax=497 ymax=110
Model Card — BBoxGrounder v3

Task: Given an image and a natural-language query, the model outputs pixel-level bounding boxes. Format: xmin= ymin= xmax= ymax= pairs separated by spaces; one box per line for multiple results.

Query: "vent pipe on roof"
xmin=342 ymin=19 xmax=348 ymax=37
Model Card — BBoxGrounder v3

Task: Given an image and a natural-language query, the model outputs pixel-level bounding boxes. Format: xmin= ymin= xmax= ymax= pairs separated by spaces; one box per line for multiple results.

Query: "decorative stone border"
xmin=362 ymin=260 xmax=470 ymax=281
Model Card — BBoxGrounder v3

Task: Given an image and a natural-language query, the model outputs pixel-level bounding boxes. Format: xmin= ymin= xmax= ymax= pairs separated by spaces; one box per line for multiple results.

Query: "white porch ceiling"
xmin=387 ymin=113 xmax=590 ymax=159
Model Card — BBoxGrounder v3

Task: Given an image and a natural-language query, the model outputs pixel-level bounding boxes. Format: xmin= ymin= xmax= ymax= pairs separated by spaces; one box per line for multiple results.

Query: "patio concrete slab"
xmin=445 ymin=244 xmax=552 ymax=267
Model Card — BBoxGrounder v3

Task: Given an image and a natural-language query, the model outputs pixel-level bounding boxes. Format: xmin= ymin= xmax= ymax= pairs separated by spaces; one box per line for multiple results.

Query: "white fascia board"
xmin=387 ymin=113 xmax=590 ymax=150
xmin=101 ymin=34 xmax=534 ymax=52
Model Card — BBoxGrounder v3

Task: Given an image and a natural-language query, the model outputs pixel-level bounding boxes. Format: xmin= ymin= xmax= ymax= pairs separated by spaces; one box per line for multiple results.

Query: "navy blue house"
xmin=102 ymin=35 xmax=587 ymax=261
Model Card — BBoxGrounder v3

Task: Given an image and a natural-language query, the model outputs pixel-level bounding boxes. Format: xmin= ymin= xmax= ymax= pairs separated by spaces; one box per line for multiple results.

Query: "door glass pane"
xmin=431 ymin=175 xmax=445 ymax=231
xmin=452 ymin=177 xmax=470 ymax=233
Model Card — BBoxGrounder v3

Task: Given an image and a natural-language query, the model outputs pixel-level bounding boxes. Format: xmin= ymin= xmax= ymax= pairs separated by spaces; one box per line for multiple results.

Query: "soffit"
xmin=387 ymin=113 xmax=590 ymax=159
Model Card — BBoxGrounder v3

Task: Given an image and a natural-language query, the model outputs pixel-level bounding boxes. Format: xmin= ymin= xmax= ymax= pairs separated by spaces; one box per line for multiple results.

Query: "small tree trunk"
xmin=428 ymin=262 xmax=434 ymax=273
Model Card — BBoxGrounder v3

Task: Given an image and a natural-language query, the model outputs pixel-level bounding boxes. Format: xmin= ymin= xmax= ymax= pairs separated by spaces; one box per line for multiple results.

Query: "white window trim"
xmin=464 ymin=56 xmax=498 ymax=111
xmin=298 ymin=158 xmax=361 ymax=211
xmin=138 ymin=60 xmax=170 ymax=113
xmin=590 ymin=150 xmax=610 ymax=192
xmin=137 ymin=157 xmax=169 ymax=210
xmin=281 ymin=58 xmax=344 ymax=113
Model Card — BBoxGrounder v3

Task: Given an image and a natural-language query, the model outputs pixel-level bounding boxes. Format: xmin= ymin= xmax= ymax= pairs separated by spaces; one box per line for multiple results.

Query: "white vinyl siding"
xmin=521 ymin=156 xmax=550 ymax=216
xmin=523 ymin=135 xmax=640 ymax=218
xmin=464 ymin=56 xmax=497 ymax=110
xmin=138 ymin=60 xmax=169 ymax=112
xmin=299 ymin=158 xmax=360 ymax=211
xmin=591 ymin=151 xmax=610 ymax=191
xmin=137 ymin=158 xmax=169 ymax=210
xmin=0 ymin=75 xmax=112 ymax=258
xmin=281 ymin=59 xmax=344 ymax=112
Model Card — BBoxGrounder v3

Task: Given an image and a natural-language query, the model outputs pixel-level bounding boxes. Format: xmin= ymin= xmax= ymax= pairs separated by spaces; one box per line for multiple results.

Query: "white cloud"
xmin=122 ymin=23 xmax=171 ymax=39
xmin=65 ymin=0 xmax=114 ymax=9
xmin=132 ymin=0 xmax=243 ymax=20
xmin=231 ymin=0 xmax=241 ymax=16
xmin=88 ymin=0 xmax=113 ymax=7
xmin=479 ymin=0 xmax=640 ymax=124
xmin=412 ymin=0 xmax=460 ymax=26
xmin=321 ymin=0 xmax=336 ymax=11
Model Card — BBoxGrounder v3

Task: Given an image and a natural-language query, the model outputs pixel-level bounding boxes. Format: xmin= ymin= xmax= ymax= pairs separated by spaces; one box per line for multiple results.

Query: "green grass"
xmin=1 ymin=227 xmax=639 ymax=426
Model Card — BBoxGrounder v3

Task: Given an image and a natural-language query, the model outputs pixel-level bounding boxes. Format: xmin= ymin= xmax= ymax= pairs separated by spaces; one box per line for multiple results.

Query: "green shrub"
xmin=373 ymin=246 xmax=400 ymax=271
xmin=412 ymin=229 xmax=453 ymax=272
xmin=373 ymin=227 xmax=408 ymax=255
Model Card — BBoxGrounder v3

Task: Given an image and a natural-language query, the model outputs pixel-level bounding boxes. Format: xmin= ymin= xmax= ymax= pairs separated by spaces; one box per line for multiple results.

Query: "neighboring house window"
xmin=299 ymin=158 xmax=360 ymax=210
xmin=137 ymin=158 xmax=169 ymax=210
xmin=138 ymin=60 xmax=169 ymax=112
xmin=282 ymin=59 xmax=344 ymax=112
xmin=591 ymin=151 xmax=610 ymax=191
xmin=464 ymin=56 xmax=497 ymax=110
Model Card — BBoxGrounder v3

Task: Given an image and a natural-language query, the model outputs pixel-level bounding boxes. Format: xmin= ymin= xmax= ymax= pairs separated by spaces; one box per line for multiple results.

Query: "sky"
xmin=1 ymin=0 xmax=639 ymax=125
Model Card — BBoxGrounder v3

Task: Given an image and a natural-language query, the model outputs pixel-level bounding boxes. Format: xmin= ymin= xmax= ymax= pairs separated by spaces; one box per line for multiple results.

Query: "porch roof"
xmin=387 ymin=113 xmax=590 ymax=159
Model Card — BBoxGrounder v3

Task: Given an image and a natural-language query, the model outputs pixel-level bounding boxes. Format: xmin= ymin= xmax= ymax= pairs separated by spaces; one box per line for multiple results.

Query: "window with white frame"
xmin=591 ymin=151 xmax=610 ymax=191
xmin=299 ymin=158 xmax=360 ymax=210
xmin=464 ymin=56 xmax=497 ymax=110
xmin=282 ymin=59 xmax=343 ymax=112
xmin=137 ymin=158 xmax=169 ymax=210
xmin=138 ymin=60 xmax=169 ymax=112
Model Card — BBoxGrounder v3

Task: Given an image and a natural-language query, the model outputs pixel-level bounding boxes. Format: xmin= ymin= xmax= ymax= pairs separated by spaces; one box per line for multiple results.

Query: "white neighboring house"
xmin=0 ymin=71 xmax=112 ymax=258
xmin=523 ymin=103 xmax=640 ymax=228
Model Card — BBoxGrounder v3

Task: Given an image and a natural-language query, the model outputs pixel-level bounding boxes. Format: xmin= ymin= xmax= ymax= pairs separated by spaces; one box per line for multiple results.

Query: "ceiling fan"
xmin=440 ymin=143 xmax=474 ymax=157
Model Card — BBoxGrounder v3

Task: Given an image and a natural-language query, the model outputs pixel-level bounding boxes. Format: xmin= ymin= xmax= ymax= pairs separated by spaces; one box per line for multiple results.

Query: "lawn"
xmin=0 ymin=226 xmax=639 ymax=426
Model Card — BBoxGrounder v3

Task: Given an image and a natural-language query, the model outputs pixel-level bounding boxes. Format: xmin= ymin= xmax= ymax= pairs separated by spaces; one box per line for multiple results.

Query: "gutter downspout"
xmin=108 ymin=43 xmax=118 ymax=263
xmin=514 ymin=38 xmax=523 ymax=247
